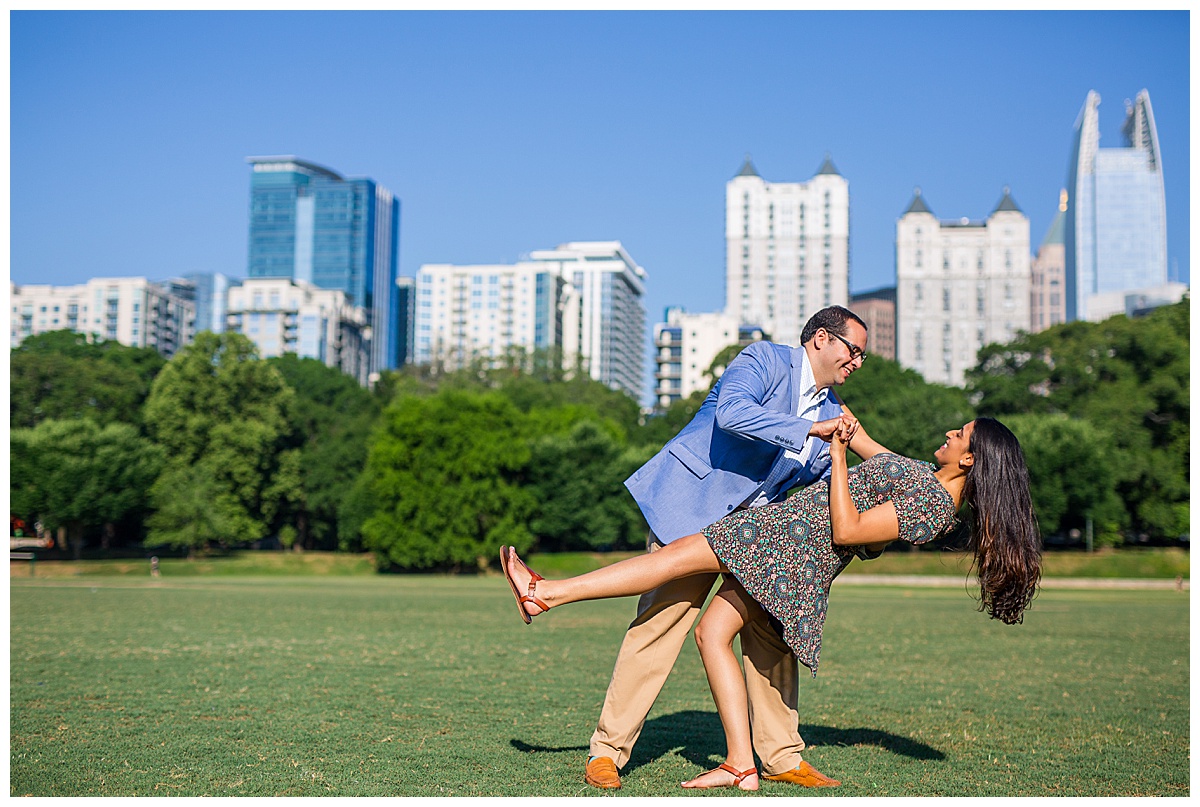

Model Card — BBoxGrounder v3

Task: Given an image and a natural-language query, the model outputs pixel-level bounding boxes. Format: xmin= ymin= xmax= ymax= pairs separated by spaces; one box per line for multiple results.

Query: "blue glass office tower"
xmin=1064 ymin=90 xmax=1167 ymax=321
xmin=246 ymin=156 xmax=400 ymax=373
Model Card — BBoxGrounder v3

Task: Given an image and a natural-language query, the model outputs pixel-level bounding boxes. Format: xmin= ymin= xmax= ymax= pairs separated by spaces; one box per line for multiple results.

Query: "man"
xmin=584 ymin=305 xmax=869 ymax=790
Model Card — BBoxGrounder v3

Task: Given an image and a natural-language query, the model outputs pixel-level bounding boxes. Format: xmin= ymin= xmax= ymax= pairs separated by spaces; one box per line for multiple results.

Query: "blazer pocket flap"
xmin=668 ymin=443 xmax=713 ymax=479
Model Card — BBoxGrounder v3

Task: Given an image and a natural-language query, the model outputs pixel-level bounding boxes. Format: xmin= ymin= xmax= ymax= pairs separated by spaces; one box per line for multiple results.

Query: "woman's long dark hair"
xmin=962 ymin=417 xmax=1042 ymax=624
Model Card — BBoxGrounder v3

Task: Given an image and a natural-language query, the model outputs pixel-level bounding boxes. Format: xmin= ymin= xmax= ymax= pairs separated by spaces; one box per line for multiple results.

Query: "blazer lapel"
xmin=788 ymin=346 xmax=807 ymax=411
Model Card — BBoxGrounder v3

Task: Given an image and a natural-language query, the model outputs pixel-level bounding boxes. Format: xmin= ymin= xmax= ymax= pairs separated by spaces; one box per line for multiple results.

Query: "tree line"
xmin=9 ymin=301 xmax=1189 ymax=569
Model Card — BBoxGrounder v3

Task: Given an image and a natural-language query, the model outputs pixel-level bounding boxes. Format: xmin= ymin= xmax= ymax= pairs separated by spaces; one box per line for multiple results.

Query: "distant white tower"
xmin=414 ymin=241 xmax=647 ymax=401
xmin=895 ymin=188 xmax=1030 ymax=387
xmin=724 ymin=155 xmax=850 ymax=347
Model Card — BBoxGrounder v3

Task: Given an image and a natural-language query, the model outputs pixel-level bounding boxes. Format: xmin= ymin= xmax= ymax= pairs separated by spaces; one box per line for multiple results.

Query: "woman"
xmin=502 ymin=416 xmax=1041 ymax=790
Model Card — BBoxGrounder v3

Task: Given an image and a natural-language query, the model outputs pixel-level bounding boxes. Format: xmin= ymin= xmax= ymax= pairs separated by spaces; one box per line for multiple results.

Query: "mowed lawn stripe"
xmin=9 ymin=576 xmax=1189 ymax=796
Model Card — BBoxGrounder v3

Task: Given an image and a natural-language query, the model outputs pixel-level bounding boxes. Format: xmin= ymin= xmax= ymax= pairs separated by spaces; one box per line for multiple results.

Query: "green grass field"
xmin=14 ymin=545 xmax=1190 ymax=580
xmin=9 ymin=575 xmax=1189 ymax=797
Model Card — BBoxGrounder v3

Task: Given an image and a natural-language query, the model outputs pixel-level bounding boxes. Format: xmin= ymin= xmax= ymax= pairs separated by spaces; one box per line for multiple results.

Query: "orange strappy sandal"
xmin=500 ymin=545 xmax=549 ymax=624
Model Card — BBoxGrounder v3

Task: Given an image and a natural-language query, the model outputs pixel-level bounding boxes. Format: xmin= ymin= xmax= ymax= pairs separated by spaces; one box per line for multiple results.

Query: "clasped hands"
xmin=811 ymin=415 xmax=860 ymax=456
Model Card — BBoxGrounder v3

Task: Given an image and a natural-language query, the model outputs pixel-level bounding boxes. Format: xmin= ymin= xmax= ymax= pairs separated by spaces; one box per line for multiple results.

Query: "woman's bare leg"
xmin=681 ymin=581 xmax=759 ymax=790
xmin=504 ymin=533 xmax=723 ymax=617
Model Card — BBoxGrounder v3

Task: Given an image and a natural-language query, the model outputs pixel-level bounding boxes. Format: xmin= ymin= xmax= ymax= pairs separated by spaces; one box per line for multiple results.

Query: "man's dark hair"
xmin=799 ymin=305 xmax=868 ymax=345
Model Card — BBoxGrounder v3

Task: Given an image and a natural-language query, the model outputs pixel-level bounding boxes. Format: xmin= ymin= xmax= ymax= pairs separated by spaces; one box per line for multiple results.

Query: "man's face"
xmin=811 ymin=321 xmax=868 ymax=388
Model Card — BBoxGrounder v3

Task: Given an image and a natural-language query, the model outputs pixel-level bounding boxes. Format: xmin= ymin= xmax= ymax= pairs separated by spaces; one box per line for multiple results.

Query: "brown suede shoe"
xmin=762 ymin=760 xmax=841 ymax=787
xmin=584 ymin=756 xmax=622 ymax=789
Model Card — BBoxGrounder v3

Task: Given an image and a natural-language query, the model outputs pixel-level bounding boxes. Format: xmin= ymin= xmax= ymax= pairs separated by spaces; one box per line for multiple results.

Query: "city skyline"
xmin=11 ymin=11 xmax=1190 ymax=342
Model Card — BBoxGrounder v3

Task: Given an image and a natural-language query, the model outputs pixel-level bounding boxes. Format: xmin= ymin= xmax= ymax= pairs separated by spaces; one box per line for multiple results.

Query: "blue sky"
xmin=10 ymin=10 xmax=1191 ymax=327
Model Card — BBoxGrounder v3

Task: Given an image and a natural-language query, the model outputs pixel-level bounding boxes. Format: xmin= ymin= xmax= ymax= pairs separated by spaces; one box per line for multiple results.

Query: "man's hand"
xmin=830 ymin=415 xmax=859 ymax=461
xmin=810 ymin=415 xmax=859 ymax=444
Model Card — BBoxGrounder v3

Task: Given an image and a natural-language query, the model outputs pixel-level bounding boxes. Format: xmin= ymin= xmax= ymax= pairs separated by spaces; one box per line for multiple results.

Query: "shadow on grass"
xmin=511 ymin=711 xmax=944 ymax=771
xmin=797 ymin=723 xmax=945 ymax=761
xmin=511 ymin=740 xmax=589 ymax=754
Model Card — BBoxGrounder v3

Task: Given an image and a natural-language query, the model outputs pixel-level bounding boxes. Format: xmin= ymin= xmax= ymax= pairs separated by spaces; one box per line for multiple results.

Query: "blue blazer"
xmin=626 ymin=341 xmax=845 ymax=543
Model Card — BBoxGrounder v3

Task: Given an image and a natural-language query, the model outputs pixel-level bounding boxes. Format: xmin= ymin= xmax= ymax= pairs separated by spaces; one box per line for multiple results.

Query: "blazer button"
xmin=727 ymin=505 xmax=733 ymax=511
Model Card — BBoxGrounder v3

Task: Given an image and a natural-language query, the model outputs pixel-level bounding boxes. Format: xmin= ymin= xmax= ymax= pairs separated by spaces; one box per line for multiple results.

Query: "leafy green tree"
xmin=454 ymin=347 xmax=644 ymax=437
xmin=268 ymin=355 xmax=383 ymax=550
xmin=143 ymin=332 xmax=299 ymax=552
xmin=967 ymin=302 xmax=1189 ymax=539
xmin=383 ymin=348 xmax=644 ymax=436
xmin=12 ymin=329 xmax=166 ymax=379
xmin=1002 ymin=413 xmax=1126 ymax=544
xmin=527 ymin=421 xmax=652 ymax=551
xmin=354 ymin=353 xmax=652 ymax=563
xmin=144 ymin=463 xmax=243 ymax=557
xmin=839 ymin=357 xmax=976 ymax=462
xmin=10 ymin=331 xmax=166 ymax=430
xmin=360 ymin=388 xmax=536 ymax=571
xmin=637 ymin=389 xmax=708 ymax=447
xmin=10 ymin=419 xmax=164 ymax=556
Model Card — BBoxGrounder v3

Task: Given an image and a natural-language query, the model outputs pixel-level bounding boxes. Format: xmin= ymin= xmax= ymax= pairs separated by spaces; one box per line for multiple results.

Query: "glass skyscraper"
xmin=1064 ymin=90 xmax=1167 ymax=321
xmin=246 ymin=156 xmax=400 ymax=373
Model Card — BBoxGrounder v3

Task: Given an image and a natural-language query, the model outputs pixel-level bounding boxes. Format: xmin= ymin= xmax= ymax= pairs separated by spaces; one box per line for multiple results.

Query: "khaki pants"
xmin=588 ymin=538 xmax=806 ymax=775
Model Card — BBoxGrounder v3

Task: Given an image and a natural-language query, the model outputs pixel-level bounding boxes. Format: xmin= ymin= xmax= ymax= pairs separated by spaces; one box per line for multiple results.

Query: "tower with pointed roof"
xmin=1064 ymin=89 xmax=1168 ymax=321
xmin=894 ymin=187 xmax=1030 ymax=386
xmin=724 ymin=154 xmax=850 ymax=347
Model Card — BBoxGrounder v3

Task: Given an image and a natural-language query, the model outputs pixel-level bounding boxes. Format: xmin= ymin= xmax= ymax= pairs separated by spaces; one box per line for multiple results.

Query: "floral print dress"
xmin=703 ymin=453 xmax=957 ymax=676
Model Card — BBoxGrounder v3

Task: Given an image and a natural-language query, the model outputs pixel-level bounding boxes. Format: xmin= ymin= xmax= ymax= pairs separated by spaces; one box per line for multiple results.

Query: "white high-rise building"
xmin=528 ymin=242 xmax=646 ymax=400
xmin=895 ymin=188 xmax=1031 ymax=387
xmin=653 ymin=308 xmax=766 ymax=408
xmin=10 ymin=276 xmax=195 ymax=358
xmin=414 ymin=260 xmax=569 ymax=370
xmin=415 ymin=241 xmax=647 ymax=401
xmin=225 ymin=277 xmax=369 ymax=385
xmin=725 ymin=155 xmax=850 ymax=347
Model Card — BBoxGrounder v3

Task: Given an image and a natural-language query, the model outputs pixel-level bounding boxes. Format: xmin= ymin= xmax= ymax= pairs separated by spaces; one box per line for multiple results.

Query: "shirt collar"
xmin=797 ymin=348 xmax=826 ymax=402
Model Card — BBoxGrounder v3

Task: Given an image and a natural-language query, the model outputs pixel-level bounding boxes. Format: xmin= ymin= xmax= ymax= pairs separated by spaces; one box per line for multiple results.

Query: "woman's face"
xmin=934 ymin=420 xmax=976 ymax=467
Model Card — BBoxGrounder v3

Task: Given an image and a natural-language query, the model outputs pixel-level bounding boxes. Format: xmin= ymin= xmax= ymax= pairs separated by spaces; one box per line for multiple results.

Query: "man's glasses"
xmin=827 ymin=330 xmax=867 ymax=363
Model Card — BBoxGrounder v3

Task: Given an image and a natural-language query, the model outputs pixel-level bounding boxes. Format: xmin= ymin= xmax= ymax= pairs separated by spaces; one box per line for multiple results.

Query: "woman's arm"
xmin=839 ymin=403 xmax=894 ymax=461
xmin=828 ymin=420 xmax=901 ymax=547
